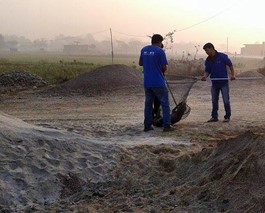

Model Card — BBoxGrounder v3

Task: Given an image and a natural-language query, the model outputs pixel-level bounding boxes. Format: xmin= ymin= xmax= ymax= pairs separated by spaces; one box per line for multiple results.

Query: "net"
xmin=166 ymin=75 xmax=198 ymax=124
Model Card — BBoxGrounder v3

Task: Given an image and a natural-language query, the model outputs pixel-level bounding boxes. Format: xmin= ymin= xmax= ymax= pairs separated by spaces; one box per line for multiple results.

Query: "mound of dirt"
xmin=49 ymin=64 xmax=142 ymax=96
xmin=171 ymin=131 xmax=265 ymax=212
xmin=36 ymin=132 xmax=265 ymax=213
xmin=257 ymin=67 xmax=265 ymax=76
xmin=238 ymin=69 xmax=264 ymax=78
xmin=0 ymin=70 xmax=47 ymax=92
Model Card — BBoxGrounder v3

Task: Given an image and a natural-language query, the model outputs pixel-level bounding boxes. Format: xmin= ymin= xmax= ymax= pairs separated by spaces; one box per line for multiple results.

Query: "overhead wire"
xmin=174 ymin=10 xmax=226 ymax=32
xmin=90 ymin=29 xmax=109 ymax=35
xmin=88 ymin=1 xmax=242 ymax=39
xmin=173 ymin=0 xmax=243 ymax=33
xmin=111 ymin=29 xmax=148 ymax=38
xmin=94 ymin=8 xmax=229 ymax=40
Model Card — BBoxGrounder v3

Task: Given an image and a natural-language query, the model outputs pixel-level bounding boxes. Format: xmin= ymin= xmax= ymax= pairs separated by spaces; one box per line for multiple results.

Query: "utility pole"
xmin=110 ymin=28 xmax=114 ymax=64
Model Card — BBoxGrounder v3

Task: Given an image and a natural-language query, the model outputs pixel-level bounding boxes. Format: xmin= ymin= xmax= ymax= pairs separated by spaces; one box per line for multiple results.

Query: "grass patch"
xmin=0 ymin=53 xmax=141 ymax=84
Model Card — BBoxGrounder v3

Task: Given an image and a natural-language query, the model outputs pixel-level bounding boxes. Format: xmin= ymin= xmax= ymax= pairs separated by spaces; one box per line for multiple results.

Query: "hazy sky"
xmin=0 ymin=0 xmax=264 ymax=53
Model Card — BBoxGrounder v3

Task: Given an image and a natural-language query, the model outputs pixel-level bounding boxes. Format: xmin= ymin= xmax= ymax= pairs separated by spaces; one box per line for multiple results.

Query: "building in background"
xmin=241 ymin=42 xmax=265 ymax=57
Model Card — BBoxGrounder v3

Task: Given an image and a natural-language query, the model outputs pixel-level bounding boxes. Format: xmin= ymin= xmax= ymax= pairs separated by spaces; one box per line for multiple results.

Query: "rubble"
xmin=0 ymin=70 xmax=47 ymax=92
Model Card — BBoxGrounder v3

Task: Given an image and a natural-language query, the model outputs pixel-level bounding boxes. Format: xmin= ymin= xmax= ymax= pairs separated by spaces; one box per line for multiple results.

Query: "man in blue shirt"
xmin=201 ymin=42 xmax=236 ymax=122
xmin=139 ymin=34 xmax=174 ymax=132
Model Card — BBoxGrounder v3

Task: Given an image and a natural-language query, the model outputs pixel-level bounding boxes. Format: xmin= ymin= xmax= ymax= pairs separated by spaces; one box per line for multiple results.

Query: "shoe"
xmin=144 ymin=126 xmax=154 ymax=132
xmin=223 ymin=118 xmax=230 ymax=122
xmin=163 ymin=126 xmax=175 ymax=132
xmin=207 ymin=118 xmax=218 ymax=122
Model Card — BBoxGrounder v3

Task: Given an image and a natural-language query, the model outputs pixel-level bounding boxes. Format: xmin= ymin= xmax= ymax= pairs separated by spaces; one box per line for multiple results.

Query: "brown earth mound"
xmin=171 ymin=131 xmax=265 ymax=212
xmin=39 ymin=131 xmax=264 ymax=213
xmin=258 ymin=67 xmax=265 ymax=76
xmin=49 ymin=64 xmax=142 ymax=96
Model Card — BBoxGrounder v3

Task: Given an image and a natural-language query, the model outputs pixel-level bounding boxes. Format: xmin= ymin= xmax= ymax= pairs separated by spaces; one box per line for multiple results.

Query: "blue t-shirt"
xmin=205 ymin=52 xmax=233 ymax=83
xmin=139 ymin=45 xmax=168 ymax=88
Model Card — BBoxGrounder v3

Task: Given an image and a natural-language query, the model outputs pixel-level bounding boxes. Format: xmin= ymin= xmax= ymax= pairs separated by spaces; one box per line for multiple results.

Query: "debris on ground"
xmin=0 ymin=70 xmax=47 ymax=92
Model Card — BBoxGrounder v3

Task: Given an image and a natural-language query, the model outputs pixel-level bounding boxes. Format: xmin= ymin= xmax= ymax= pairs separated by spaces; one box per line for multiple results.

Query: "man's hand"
xmin=201 ymin=76 xmax=207 ymax=81
xmin=230 ymin=76 xmax=236 ymax=81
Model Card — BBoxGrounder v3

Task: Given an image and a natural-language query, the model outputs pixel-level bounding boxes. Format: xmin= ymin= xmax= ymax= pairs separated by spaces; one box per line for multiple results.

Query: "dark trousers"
xmin=211 ymin=82 xmax=231 ymax=119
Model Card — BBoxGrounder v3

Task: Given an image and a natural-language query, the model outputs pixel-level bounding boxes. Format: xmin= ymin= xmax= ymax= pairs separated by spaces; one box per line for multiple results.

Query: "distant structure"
xmin=9 ymin=48 xmax=18 ymax=52
xmin=63 ymin=43 xmax=89 ymax=54
xmin=241 ymin=42 xmax=265 ymax=57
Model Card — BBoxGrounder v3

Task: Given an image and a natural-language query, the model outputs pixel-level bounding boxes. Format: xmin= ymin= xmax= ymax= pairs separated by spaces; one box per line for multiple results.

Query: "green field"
xmin=0 ymin=53 xmax=140 ymax=84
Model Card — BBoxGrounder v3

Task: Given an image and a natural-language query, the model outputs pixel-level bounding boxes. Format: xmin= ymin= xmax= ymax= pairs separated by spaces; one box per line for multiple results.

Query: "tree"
xmin=163 ymin=30 xmax=176 ymax=51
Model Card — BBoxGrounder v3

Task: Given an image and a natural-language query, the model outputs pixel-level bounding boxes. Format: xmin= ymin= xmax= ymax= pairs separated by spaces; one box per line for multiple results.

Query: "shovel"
xmin=210 ymin=77 xmax=262 ymax=80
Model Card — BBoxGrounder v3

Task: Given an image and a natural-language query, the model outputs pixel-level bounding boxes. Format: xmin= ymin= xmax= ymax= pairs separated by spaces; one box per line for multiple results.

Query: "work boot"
xmin=207 ymin=118 xmax=218 ymax=122
xmin=144 ymin=126 xmax=154 ymax=132
xmin=223 ymin=118 xmax=230 ymax=122
xmin=163 ymin=126 xmax=175 ymax=132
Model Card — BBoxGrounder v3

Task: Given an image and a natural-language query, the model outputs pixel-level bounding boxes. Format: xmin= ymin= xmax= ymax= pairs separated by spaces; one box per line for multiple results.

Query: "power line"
xmin=90 ymin=1 xmax=240 ymax=39
xmin=115 ymin=4 xmax=233 ymax=37
xmin=90 ymin=29 xmax=109 ymax=35
xmin=111 ymin=8 xmax=225 ymax=39
xmin=174 ymin=10 xmax=226 ymax=32
xmin=112 ymin=29 xmax=148 ymax=38
xmin=103 ymin=9 xmax=228 ymax=39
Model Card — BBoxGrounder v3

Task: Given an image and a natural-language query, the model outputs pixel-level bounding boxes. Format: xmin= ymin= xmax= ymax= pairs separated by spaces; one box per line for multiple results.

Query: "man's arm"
xmin=224 ymin=55 xmax=236 ymax=80
xmin=161 ymin=64 xmax=168 ymax=73
xmin=139 ymin=59 xmax=143 ymax=66
xmin=229 ymin=66 xmax=236 ymax=80
xmin=201 ymin=72 xmax=210 ymax=81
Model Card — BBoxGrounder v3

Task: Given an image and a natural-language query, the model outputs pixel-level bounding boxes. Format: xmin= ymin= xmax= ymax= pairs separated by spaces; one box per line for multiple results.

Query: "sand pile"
xmin=0 ymin=113 xmax=121 ymax=212
xmin=49 ymin=64 xmax=142 ymax=96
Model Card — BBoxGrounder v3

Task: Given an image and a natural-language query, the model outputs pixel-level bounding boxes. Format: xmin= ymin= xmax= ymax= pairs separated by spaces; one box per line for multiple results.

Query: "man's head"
xmin=203 ymin=42 xmax=216 ymax=57
xmin=151 ymin=34 xmax=164 ymax=47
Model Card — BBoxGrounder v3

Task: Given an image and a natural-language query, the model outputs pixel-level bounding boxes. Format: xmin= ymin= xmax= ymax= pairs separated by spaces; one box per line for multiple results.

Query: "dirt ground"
xmin=0 ymin=65 xmax=265 ymax=212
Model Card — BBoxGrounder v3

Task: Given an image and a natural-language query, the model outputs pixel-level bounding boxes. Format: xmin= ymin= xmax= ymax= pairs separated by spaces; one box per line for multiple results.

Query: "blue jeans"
xmin=144 ymin=87 xmax=171 ymax=128
xmin=211 ymin=82 xmax=231 ymax=119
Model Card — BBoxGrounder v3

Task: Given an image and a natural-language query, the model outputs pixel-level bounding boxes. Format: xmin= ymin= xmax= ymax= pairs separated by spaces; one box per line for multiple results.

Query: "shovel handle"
xmin=210 ymin=77 xmax=262 ymax=80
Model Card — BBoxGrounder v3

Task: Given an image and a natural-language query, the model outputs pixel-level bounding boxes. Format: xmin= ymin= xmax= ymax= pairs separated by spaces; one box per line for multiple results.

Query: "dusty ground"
xmin=0 ymin=65 xmax=265 ymax=212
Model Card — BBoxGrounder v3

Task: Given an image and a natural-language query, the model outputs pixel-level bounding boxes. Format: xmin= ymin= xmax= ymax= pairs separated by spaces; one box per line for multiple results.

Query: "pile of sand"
xmin=49 ymin=64 xmax=143 ymax=96
xmin=0 ymin=113 xmax=121 ymax=212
